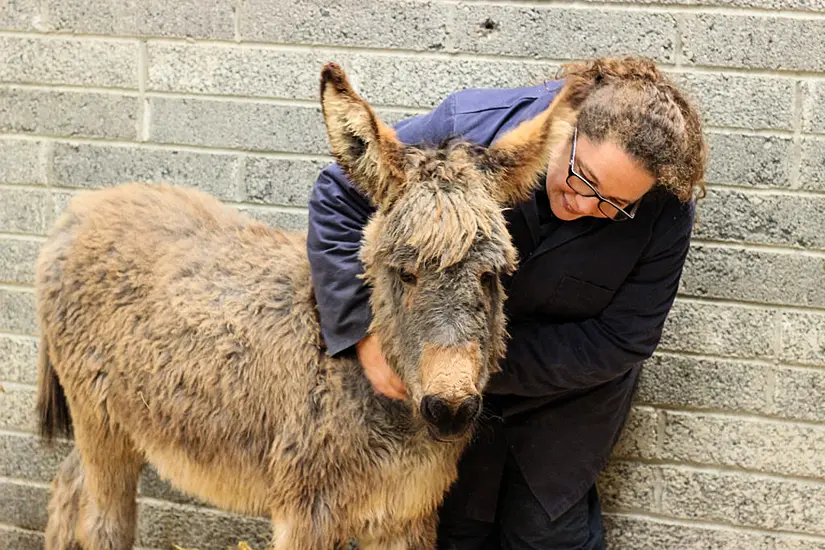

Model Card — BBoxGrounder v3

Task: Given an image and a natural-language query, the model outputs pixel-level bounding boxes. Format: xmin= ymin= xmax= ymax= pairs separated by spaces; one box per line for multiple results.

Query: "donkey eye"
xmin=480 ymin=271 xmax=497 ymax=288
xmin=398 ymin=269 xmax=418 ymax=285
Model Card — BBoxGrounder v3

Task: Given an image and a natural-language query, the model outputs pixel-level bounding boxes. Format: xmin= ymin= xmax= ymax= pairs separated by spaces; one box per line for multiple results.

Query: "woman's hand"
xmin=355 ymin=334 xmax=407 ymax=400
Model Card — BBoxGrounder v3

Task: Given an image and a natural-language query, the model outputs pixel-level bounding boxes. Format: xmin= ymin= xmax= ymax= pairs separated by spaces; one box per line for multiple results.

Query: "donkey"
xmin=34 ymin=63 xmax=583 ymax=549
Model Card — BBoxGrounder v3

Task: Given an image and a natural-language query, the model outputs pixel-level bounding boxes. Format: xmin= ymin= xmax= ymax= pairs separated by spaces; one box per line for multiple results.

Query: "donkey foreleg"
xmin=268 ymin=517 xmax=337 ymax=550
xmin=358 ymin=514 xmax=438 ymax=550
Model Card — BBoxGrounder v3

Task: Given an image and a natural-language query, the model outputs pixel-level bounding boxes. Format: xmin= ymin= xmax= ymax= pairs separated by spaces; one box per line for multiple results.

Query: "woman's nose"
xmin=576 ymin=194 xmax=602 ymax=216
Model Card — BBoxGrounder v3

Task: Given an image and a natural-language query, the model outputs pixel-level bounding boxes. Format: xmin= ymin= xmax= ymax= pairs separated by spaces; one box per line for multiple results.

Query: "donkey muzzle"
xmin=420 ymin=393 xmax=481 ymax=440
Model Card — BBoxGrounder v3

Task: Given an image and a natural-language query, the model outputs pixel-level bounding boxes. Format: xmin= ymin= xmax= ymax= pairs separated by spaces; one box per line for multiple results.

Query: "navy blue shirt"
xmin=306 ymin=81 xmax=694 ymax=521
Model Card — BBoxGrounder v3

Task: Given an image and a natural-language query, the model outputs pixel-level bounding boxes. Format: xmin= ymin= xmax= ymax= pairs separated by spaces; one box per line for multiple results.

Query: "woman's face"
xmin=545 ymin=132 xmax=656 ymax=221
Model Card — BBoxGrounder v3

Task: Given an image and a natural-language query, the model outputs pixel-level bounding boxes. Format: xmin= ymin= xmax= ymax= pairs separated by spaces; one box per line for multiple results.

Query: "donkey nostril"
xmin=455 ymin=394 xmax=482 ymax=425
xmin=420 ymin=395 xmax=450 ymax=425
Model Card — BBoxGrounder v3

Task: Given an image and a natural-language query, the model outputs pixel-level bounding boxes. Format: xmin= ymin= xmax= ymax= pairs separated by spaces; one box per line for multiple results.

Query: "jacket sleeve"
xmin=487 ymin=200 xmax=695 ymax=397
xmin=306 ymin=94 xmax=458 ymax=356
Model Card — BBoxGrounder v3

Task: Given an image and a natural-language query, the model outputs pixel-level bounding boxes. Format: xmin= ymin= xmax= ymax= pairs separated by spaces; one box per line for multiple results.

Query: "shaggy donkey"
xmin=35 ymin=63 xmax=583 ymax=549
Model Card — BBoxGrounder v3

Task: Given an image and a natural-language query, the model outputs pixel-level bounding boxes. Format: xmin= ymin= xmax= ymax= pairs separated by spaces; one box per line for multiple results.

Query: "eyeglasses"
xmin=567 ymin=127 xmax=640 ymax=222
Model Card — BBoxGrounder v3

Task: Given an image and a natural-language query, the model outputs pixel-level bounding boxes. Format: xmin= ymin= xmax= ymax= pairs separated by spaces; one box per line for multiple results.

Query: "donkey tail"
xmin=36 ymin=333 xmax=73 ymax=442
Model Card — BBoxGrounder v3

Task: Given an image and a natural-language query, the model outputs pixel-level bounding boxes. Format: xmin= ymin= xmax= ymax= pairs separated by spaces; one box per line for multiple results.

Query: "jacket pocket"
xmin=546 ymin=275 xmax=616 ymax=320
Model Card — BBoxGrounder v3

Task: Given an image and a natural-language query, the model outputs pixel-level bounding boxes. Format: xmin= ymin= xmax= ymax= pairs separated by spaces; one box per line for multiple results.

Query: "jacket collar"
xmin=518 ymin=194 xmax=603 ymax=259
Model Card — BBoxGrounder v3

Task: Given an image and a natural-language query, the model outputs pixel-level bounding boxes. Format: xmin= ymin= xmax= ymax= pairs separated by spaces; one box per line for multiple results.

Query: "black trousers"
xmin=436 ymin=451 xmax=606 ymax=550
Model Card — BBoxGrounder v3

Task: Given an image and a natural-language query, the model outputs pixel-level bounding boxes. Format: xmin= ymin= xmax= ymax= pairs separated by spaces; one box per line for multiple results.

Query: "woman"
xmin=306 ymin=56 xmax=707 ymax=549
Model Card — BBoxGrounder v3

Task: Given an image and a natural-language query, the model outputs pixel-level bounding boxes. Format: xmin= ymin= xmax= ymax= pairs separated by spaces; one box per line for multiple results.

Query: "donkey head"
xmin=319 ymin=63 xmax=582 ymax=441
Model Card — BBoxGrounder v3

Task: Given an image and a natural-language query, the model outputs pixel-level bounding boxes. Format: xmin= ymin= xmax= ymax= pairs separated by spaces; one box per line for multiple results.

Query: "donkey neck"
xmin=331 ymin=354 xmax=470 ymax=460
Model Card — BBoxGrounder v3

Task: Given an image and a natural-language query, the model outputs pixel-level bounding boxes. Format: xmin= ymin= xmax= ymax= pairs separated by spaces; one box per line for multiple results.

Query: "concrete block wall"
xmin=1 ymin=0 xmax=824 ymax=548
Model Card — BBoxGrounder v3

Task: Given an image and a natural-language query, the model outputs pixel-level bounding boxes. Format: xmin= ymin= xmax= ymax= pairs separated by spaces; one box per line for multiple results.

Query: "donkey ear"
xmin=481 ymin=80 xmax=585 ymax=206
xmin=320 ymin=63 xmax=405 ymax=209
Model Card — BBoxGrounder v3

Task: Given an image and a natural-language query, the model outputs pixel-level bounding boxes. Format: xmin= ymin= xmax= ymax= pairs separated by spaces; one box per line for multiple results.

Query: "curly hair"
xmin=556 ymin=56 xmax=707 ymax=202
